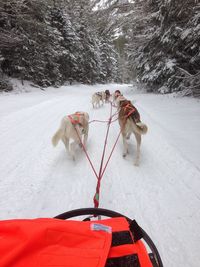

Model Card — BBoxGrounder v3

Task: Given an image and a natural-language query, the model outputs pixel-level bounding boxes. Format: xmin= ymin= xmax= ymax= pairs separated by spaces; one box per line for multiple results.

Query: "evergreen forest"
xmin=0 ymin=0 xmax=199 ymax=97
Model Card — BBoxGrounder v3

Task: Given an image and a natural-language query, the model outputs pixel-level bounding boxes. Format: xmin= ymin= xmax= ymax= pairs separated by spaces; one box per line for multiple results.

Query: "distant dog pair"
xmin=52 ymin=112 xmax=89 ymax=161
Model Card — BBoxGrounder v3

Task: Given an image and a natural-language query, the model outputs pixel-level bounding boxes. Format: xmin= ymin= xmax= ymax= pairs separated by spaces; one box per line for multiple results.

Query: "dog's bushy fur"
xmin=52 ymin=112 xmax=89 ymax=160
xmin=118 ymin=98 xmax=148 ymax=166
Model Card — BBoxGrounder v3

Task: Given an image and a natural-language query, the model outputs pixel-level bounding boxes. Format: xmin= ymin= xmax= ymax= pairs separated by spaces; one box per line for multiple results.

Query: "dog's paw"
xmin=134 ymin=161 xmax=139 ymax=166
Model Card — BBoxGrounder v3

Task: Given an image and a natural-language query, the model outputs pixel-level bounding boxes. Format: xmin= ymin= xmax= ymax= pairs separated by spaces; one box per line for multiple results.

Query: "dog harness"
xmin=124 ymin=103 xmax=136 ymax=116
xmin=121 ymin=102 xmax=141 ymax=123
xmin=68 ymin=112 xmax=84 ymax=126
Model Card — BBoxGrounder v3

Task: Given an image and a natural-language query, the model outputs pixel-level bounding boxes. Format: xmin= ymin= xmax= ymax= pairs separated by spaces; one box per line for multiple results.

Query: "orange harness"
xmin=123 ymin=103 xmax=136 ymax=118
xmin=68 ymin=112 xmax=83 ymax=125
xmin=119 ymin=101 xmax=141 ymax=124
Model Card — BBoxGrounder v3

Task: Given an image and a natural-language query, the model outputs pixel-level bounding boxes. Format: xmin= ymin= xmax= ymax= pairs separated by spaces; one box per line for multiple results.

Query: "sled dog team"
xmin=52 ymin=90 xmax=148 ymax=166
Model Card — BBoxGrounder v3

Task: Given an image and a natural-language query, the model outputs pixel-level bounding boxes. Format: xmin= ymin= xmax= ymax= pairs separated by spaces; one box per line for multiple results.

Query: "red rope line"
xmin=73 ymin=127 xmax=99 ymax=180
xmin=73 ymin=102 xmax=122 ymax=209
xmin=89 ymin=111 xmax=119 ymax=124
xmin=100 ymin=128 xmax=122 ymax=179
xmin=89 ymin=119 xmax=111 ymax=124
xmin=93 ymin=103 xmax=113 ymax=208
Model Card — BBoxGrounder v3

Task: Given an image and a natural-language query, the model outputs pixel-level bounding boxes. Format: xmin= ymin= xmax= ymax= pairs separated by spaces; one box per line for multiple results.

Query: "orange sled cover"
xmin=0 ymin=217 xmax=153 ymax=267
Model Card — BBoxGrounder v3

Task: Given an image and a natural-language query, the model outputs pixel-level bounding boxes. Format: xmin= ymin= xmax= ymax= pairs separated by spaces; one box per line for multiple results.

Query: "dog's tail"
xmin=52 ymin=128 xmax=63 ymax=146
xmin=135 ymin=122 xmax=148 ymax=135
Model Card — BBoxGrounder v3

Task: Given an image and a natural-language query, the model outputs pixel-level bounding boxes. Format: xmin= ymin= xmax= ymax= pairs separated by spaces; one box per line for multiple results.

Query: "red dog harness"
xmin=68 ymin=112 xmax=83 ymax=125
xmin=120 ymin=101 xmax=141 ymax=123
xmin=123 ymin=103 xmax=136 ymax=118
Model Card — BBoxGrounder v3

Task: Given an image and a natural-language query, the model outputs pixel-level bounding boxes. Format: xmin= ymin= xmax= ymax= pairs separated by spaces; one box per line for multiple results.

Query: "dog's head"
xmin=115 ymin=90 xmax=121 ymax=95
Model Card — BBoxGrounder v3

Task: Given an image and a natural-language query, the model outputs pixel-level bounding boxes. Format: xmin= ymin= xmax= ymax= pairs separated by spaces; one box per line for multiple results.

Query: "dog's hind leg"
xmin=62 ymin=137 xmax=69 ymax=153
xmin=83 ymin=125 xmax=89 ymax=147
xmin=122 ymin=133 xmax=129 ymax=157
xmin=69 ymin=141 xmax=76 ymax=161
xmin=133 ymin=132 xmax=141 ymax=166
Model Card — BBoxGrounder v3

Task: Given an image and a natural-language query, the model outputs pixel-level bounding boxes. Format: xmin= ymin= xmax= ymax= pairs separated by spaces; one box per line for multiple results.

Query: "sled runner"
xmin=0 ymin=208 xmax=163 ymax=267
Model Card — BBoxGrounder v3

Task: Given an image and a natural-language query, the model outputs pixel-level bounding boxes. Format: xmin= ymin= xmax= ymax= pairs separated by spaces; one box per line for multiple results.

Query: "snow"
xmin=158 ymin=85 xmax=170 ymax=94
xmin=0 ymin=81 xmax=200 ymax=267
xmin=165 ymin=58 xmax=176 ymax=71
xmin=181 ymin=28 xmax=192 ymax=40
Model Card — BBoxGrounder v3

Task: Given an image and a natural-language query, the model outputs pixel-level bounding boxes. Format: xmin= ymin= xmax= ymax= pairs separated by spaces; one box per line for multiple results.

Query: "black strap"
xmin=106 ymin=254 xmax=141 ymax=267
xmin=112 ymin=231 xmax=133 ymax=247
xmin=129 ymin=220 xmax=144 ymax=242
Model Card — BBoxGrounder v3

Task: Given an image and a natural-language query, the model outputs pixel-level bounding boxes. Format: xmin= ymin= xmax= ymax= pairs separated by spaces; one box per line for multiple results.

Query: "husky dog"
xmin=52 ymin=112 xmax=89 ymax=160
xmin=117 ymin=98 xmax=148 ymax=166
xmin=92 ymin=92 xmax=106 ymax=108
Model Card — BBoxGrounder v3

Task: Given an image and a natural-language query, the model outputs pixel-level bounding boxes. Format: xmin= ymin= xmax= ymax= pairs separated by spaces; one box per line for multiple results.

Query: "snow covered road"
xmin=0 ymin=83 xmax=200 ymax=267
